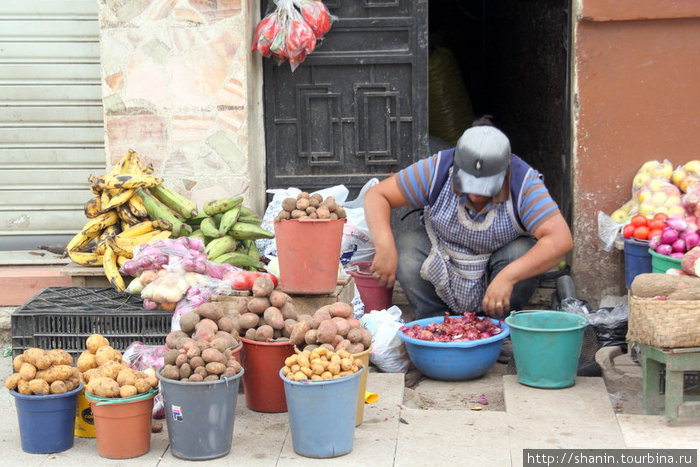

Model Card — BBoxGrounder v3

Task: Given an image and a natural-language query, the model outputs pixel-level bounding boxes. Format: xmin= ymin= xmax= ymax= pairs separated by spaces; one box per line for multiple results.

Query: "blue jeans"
xmin=395 ymin=225 xmax=539 ymax=320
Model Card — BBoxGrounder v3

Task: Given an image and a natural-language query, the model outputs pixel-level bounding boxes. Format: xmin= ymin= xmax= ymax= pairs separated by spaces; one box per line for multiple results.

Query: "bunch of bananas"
xmin=66 ymin=150 xmax=174 ymax=291
xmin=67 ymin=149 xmax=276 ymax=291
xmin=186 ymin=197 xmax=275 ymax=269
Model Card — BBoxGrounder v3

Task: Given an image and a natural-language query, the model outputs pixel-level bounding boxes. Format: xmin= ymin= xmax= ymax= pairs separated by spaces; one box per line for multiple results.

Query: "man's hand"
xmin=482 ymin=273 xmax=515 ymax=317
xmin=370 ymin=243 xmax=398 ymax=288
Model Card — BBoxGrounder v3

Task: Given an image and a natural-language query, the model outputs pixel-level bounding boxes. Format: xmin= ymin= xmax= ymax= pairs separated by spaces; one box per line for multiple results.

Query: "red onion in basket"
xmin=660 ymin=227 xmax=678 ymax=245
xmin=666 ymin=217 xmax=688 ymax=232
xmin=685 ymin=232 xmax=700 ymax=250
xmin=656 ymin=244 xmax=673 ymax=256
xmin=672 ymin=238 xmax=687 ymax=253
xmin=649 ymin=234 xmax=662 ymax=251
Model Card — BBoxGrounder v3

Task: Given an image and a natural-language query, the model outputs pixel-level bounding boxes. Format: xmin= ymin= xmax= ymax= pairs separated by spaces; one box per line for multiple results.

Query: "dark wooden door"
xmin=263 ymin=0 xmax=429 ymax=198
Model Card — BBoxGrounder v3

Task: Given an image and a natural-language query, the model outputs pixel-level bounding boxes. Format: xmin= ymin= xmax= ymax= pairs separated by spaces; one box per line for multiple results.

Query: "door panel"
xmin=264 ymin=0 xmax=428 ymax=197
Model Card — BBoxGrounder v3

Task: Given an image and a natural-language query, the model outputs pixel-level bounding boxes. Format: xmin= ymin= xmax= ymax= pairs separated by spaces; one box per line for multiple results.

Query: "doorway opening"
xmin=428 ymin=0 xmax=571 ymax=221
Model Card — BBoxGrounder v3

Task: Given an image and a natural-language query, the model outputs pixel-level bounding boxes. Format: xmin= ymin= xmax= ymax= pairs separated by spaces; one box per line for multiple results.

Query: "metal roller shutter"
xmin=0 ymin=0 xmax=105 ymax=251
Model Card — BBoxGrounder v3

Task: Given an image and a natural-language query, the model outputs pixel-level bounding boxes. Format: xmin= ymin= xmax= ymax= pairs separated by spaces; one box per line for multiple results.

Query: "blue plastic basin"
xmin=397 ymin=316 xmax=510 ymax=381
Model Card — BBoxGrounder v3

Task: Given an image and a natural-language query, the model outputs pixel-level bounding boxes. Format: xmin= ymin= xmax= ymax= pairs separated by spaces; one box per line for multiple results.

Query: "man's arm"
xmin=482 ymin=212 xmax=573 ymax=316
xmin=364 ymin=175 xmax=412 ymax=287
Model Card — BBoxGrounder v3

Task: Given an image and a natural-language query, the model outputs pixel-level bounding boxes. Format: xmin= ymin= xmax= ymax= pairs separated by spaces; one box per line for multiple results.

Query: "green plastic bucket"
xmin=649 ymin=248 xmax=682 ymax=273
xmin=504 ymin=310 xmax=588 ymax=389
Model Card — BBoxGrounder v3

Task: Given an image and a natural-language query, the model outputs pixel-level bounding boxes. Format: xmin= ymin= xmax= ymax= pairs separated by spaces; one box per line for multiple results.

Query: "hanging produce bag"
xmin=252 ymin=0 xmax=336 ymax=72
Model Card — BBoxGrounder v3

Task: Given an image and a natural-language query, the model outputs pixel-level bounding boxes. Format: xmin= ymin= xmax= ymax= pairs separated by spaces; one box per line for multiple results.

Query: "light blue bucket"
xmin=505 ymin=310 xmax=588 ymax=389
xmin=280 ymin=367 xmax=364 ymax=458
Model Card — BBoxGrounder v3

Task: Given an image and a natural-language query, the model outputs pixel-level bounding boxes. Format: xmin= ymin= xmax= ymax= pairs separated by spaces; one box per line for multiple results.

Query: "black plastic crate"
xmin=12 ymin=287 xmax=171 ymax=358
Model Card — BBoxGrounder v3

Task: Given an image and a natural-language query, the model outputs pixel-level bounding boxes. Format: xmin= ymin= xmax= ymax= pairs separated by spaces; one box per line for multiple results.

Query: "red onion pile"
xmin=649 ymin=216 xmax=700 ymax=258
xmin=400 ymin=312 xmax=503 ymax=342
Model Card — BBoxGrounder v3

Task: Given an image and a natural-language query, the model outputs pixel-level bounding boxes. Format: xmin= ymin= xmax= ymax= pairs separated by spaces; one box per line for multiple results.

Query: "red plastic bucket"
xmin=275 ymin=218 xmax=346 ymax=294
xmin=347 ymin=261 xmax=393 ymax=312
xmin=240 ymin=337 xmax=294 ymax=412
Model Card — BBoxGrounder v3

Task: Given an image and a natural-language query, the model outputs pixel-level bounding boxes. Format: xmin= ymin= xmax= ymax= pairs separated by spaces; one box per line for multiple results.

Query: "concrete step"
xmin=0 ymin=267 xmax=72 ymax=306
xmin=504 ymin=375 xmax=625 ymax=467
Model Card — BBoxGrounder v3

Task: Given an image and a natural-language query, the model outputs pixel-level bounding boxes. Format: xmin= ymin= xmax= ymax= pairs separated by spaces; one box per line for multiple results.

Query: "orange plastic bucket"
xmin=240 ymin=337 xmax=294 ymax=412
xmin=87 ymin=389 xmax=156 ymax=459
xmin=352 ymin=345 xmax=372 ymax=426
xmin=348 ymin=261 xmax=394 ymax=312
xmin=275 ymin=218 xmax=346 ymax=294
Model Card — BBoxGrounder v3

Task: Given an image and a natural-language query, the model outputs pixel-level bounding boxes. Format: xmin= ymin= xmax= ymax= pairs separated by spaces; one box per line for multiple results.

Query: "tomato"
xmin=653 ymin=212 xmax=669 ymax=222
xmin=648 ymin=229 xmax=663 ymax=240
xmin=622 ymin=224 xmax=636 ymax=239
xmin=648 ymin=219 xmax=666 ymax=232
xmin=633 ymin=226 xmax=650 ymax=240
xmin=630 ymin=215 xmax=648 ymax=228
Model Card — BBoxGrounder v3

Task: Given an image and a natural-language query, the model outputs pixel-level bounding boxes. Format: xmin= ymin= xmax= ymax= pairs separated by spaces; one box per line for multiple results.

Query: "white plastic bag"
xmin=341 ymin=178 xmax=378 ymax=264
xmin=597 ymin=211 xmax=623 ymax=252
xmin=359 ymin=306 xmax=411 ymax=373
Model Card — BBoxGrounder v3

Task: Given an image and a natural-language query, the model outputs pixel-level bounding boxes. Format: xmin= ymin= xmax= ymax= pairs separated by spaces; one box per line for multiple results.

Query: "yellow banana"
xmin=80 ymin=210 xmax=119 ymax=238
xmin=65 ymin=225 xmax=102 ymax=253
xmin=84 ymin=196 xmax=102 ymax=219
xmin=113 ymin=229 xmax=171 ymax=249
xmin=117 ymin=220 xmax=157 ymax=239
xmin=102 ymin=188 xmax=136 ymax=212
xmin=116 ymin=255 xmax=129 ymax=268
xmin=107 ymin=238 xmax=134 ymax=258
xmin=68 ymin=250 xmax=104 ymax=267
xmin=117 ymin=202 xmax=142 ymax=226
xmin=103 ymin=245 xmax=125 ymax=291
xmin=94 ymin=224 xmax=121 ymax=256
xmin=90 ymin=173 xmax=162 ymax=191
xmin=109 ymin=149 xmax=136 ymax=176
xmin=127 ymin=192 xmax=148 ymax=218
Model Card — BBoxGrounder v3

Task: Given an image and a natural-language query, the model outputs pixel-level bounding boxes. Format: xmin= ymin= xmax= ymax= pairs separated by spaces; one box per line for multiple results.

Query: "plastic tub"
xmin=275 ymin=218 xmax=346 ymax=294
xmin=624 ymin=238 xmax=652 ymax=288
xmin=157 ymin=368 xmax=244 ymax=460
xmin=240 ymin=337 xmax=294 ymax=412
xmin=87 ymin=389 xmax=157 ymax=459
xmin=505 ymin=310 xmax=588 ymax=389
xmin=649 ymin=248 xmax=683 ymax=273
xmin=281 ymin=367 xmax=364 ymax=458
xmin=10 ymin=382 xmax=83 ymax=454
xmin=397 ymin=316 xmax=510 ymax=381
xmin=347 ymin=261 xmax=393 ymax=312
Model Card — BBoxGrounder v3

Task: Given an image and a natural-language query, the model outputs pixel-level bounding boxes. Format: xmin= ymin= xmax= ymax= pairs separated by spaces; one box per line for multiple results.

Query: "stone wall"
xmin=97 ymin=0 xmax=265 ymax=214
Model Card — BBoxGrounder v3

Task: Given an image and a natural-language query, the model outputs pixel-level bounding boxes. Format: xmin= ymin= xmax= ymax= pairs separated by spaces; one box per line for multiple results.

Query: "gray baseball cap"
xmin=453 ymin=126 xmax=511 ymax=197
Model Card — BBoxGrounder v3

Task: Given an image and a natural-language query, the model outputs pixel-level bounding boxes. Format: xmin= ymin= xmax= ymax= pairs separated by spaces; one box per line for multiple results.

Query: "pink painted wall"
xmin=573 ymin=1 xmax=700 ymax=302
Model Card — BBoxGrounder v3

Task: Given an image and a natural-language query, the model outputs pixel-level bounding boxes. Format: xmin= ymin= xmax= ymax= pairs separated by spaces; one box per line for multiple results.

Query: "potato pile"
xmin=290 ymin=302 xmax=372 ymax=355
xmin=282 ymin=347 xmax=364 ymax=382
xmin=274 ymin=192 xmax=347 ymax=222
xmin=5 ymin=348 xmax=79 ymax=395
xmin=160 ymin=303 xmax=243 ymax=382
xmin=232 ymin=275 xmax=299 ymax=342
xmin=79 ymin=334 xmax=158 ymax=398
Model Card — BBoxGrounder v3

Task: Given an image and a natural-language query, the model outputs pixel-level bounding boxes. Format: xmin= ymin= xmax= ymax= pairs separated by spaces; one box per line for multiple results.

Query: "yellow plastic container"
xmin=353 ymin=346 xmax=372 ymax=426
xmin=74 ymin=388 xmax=96 ymax=438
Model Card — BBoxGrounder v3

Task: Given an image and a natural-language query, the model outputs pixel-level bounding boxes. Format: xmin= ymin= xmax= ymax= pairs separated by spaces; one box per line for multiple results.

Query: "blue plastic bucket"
xmin=280 ymin=367 xmax=364 ymax=458
xmin=10 ymin=382 xmax=83 ymax=453
xmin=157 ymin=369 xmax=244 ymax=460
xmin=624 ymin=238 xmax=651 ymax=288
xmin=505 ymin=311 xmax=588 ymax=389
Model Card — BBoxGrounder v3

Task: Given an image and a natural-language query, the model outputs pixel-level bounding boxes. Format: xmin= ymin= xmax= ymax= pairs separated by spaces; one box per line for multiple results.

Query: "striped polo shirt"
xmin=396 ymin=152 xmax=559 ymax=233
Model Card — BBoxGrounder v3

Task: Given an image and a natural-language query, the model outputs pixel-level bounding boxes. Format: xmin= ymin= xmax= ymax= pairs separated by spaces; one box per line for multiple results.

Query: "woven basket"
xmin=627 ymin=294 xmax=700 ymax=348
